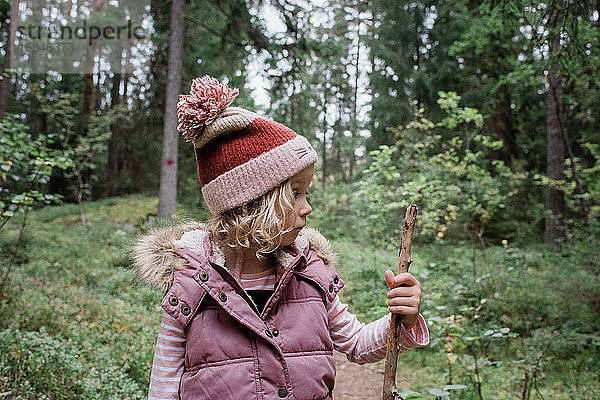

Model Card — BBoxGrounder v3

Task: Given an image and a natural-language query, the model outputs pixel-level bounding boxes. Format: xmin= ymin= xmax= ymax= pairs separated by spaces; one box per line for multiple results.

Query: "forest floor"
xmin=0 ymin=196 xmax=598 ymax=399
xmin=333 ymin=353 xmax=384 ymax=399
xmin=333 ymin=353 xmax=418 ymax=399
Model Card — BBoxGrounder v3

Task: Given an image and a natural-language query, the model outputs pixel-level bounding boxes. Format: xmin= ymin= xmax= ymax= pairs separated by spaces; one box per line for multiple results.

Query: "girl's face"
xmin=280 ymin=164 xmax=314 ymax=246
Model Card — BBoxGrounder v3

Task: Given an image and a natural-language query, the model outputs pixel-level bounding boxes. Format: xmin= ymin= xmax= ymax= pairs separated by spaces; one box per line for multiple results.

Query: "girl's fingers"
xmin=388 ymin=305 xmax=418 ymax=315
xmin=387 ymin=280 xmax=421 ymax=297
xmin=385 ymin=271 xmax=420 ymax=289
xmin=387 ymin=287 xmax=418 ymax=298
xmin=393 ymin=272 xmax=419 ymax=287
xmin=384 ymin=269 xmax=396 ymax=289
xmin=388 ymin=297 xmax=420 ymax=308
xmin=385 ymin=271 xmax=422 ymax=316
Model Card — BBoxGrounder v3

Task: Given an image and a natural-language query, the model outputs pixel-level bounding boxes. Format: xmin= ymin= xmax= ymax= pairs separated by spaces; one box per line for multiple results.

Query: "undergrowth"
xmin=0 ymin=196 xmax=598 ymax=399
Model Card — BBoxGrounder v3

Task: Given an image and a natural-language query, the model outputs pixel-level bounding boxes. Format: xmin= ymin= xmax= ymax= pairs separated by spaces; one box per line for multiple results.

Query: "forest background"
xmin=0 ymin=0 xmax=599 ymax=399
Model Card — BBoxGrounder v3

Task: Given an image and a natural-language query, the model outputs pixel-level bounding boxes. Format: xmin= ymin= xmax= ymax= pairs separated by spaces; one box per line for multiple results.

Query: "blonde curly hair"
xmin=205 ymin=179 xmax=296 ymax=260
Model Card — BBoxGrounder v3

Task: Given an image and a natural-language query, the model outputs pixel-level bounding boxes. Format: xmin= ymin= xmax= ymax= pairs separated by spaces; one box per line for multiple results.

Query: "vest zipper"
xmin=210 ymin=262 xmax=263 ymax=317
xmin=260 ymin=261 xmax=296 ymax=318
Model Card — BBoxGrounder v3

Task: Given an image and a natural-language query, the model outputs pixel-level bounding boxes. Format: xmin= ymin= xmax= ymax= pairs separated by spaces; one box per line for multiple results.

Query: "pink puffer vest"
xmin=161 ymin=232 xmax=345 ymax=400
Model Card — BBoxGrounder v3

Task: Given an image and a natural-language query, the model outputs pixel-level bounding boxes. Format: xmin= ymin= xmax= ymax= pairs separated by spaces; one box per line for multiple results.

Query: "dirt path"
xmin=333 ymin=352 xmax=385 ymax=399
xmin=333 ymin=353 xmax=414 ymax=399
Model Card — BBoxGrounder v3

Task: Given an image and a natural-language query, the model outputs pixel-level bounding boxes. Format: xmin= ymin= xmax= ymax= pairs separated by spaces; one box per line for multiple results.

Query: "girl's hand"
xmin=384 ymin=270 xmax=422 ymax=331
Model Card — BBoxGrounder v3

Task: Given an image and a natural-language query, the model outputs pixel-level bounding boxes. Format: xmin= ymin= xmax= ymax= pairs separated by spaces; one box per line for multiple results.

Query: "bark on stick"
xmin=382 ymin=204 xmax=418 ymax=400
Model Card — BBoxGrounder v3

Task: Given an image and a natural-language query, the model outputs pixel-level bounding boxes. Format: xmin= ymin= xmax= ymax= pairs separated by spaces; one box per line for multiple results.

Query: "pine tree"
xmin=157 ymin=0 xmax=186 ymax=219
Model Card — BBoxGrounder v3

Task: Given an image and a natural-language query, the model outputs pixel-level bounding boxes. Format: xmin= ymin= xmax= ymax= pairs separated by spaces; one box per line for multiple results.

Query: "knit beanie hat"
xmin=177 ymin=75 xmax=318 ymax=216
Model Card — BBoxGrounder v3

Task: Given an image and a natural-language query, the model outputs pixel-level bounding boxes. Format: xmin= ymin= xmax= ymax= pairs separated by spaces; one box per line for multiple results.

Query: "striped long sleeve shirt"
xmin=148 ymin=268 xmax=429 ymax=400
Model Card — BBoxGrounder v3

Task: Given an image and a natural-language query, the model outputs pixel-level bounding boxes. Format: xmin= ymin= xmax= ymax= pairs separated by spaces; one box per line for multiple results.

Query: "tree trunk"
xmin=0 ymin=0 xmax=19 ymax=121
xmin=333 ymin=107 xmax=342 ymax=176
xmin=79 ymin=0 xmax=103 ymax=205
xmin=348 ymin=27 xmax=360 ymax=183
xmin=106 ymin=70 xmax=123 ymax=197
xmin=321 ymin=92 xmax=328 ymax=193
xmin=544 ymin=62 xmax=566 ymax=249
xmin=82 ymin=44 xmax=96 ymax=204
xmin=321 ymin=113 xmax=327 ymax=192
xmin=158 ymin=0 xmax=186 ymax=219
xmin=123 ymin=74 xmax=129 ymax=99
xmin=106 ymin=40 xmax=126 ymax=197
xmin=84 ymin=48 xmax=96 ymax=117
xmin=490 ymin=85 xmax=521 ymax=166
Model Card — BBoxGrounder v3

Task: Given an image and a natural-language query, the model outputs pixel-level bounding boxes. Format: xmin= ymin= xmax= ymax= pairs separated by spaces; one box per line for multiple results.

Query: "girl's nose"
xmin=299 ymin=198 xmax=312 ymax=217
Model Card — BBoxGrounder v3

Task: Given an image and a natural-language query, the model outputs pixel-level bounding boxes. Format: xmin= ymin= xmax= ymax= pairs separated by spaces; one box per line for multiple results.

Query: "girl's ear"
xmin=242 ymin=205 xmax=249 ymax=217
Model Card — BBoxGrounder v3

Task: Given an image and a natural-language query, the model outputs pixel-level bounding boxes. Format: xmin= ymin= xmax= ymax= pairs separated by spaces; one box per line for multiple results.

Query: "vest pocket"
xmin=283 ymin=352 xmax=336 ymax=400
xmin=185 ymin=306 xmax=256 ymax=367
xmin=180 ymin=360 xmax=257 ymax=399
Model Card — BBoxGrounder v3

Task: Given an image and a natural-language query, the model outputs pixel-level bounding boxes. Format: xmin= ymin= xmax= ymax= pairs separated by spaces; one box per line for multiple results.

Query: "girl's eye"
xmin=292 ymin=189 xmax=309 ymax=199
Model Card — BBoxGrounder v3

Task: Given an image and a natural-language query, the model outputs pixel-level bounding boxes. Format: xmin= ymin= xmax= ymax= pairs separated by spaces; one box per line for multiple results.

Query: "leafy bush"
xmin=39 ymin=92 xmax=127 ymax=224
xmin=308 ymin=181 xmax=363 ymax=242
xmin=0 ymin=114 xmax=68 ymax=232
xmin=355 ymin=92 xmax=524 ymax=248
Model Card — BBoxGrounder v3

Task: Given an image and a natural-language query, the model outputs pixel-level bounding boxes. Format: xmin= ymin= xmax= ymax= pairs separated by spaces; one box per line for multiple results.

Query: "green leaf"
xmin=443 ymin=384 xmax=467 ymax=391
xmin=427 ymin=388 xmax=450 ymax=397
xmin=399 ymin=390 xmax=426 ymax=399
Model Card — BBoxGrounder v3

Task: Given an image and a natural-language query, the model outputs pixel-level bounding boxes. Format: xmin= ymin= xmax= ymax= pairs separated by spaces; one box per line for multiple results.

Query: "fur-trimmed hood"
xmin=132 ymin=222 xmax=338 ymax=292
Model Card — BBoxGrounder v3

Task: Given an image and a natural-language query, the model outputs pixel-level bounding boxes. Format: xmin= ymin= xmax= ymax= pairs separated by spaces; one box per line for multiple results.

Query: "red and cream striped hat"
xmin=177 ymin=75 xmax=318 ymax=216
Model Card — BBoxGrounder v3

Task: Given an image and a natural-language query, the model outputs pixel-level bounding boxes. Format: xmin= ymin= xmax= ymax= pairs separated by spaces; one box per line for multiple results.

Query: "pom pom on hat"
xmin=176 ymin=75 xmax=239 ymax=142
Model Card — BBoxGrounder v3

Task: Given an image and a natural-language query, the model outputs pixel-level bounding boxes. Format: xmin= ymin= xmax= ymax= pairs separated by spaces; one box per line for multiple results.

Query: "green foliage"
xmin=39 ymin=92 xmax=126 ymax=222
xmin=356 ymin=92 xmax=524 ymax=247
xmin=531 ymin=133 xmax=600 ymax=236
xmin=0 ymin=327 xmax=145 ymax=399
xmin=335 ymin=228 xmax=599 ymax=398
xmin=564 ymin=137 xmax=600 ymax=219
xmin=416 ymin=237 xmax=600 ymax=399
xmin=366 ymin=0 xmax=436 ymax=148
xmin=0 ymin=196 xmax=163 ymax=399
xmin=0 ymin=114 xmax=68 ymax=231
xmin=308 ymin=181 xmax=361 ymax=241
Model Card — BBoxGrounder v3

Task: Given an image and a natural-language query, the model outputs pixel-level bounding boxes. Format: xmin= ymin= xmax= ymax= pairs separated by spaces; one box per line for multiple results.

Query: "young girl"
xmin=133 ymin=76 xmax=429 ymax=400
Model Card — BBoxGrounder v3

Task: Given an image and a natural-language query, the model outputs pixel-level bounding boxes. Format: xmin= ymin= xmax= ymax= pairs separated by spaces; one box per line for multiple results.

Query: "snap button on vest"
xmin=265 ymin=329 xmax=273 ymax=338
xmin=278 ymin=387 xmax=288 ymax=398
xmin=329 ymin=284 xmax=334 ymax=293
xmin=296 ymin=263 xmax=306 ymax=272
xmin=181 ymin=305 xmax=191 ymax=316
xmin=218 ymin=292 xmax=227 ymax=302
xmin=199 ymin=271 xmax=209 ymax=282
xmin=168 ymin=296 xmax=179 ymax=306
xmin=272 ymin=329 xmax=279 ymax=337
xmin=334 ymin=276 xmax=339 ymax=284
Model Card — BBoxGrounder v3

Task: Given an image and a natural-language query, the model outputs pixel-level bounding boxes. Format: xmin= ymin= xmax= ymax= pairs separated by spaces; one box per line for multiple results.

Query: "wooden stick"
xmin=382 ymin=204 xmax=418 ymax=400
